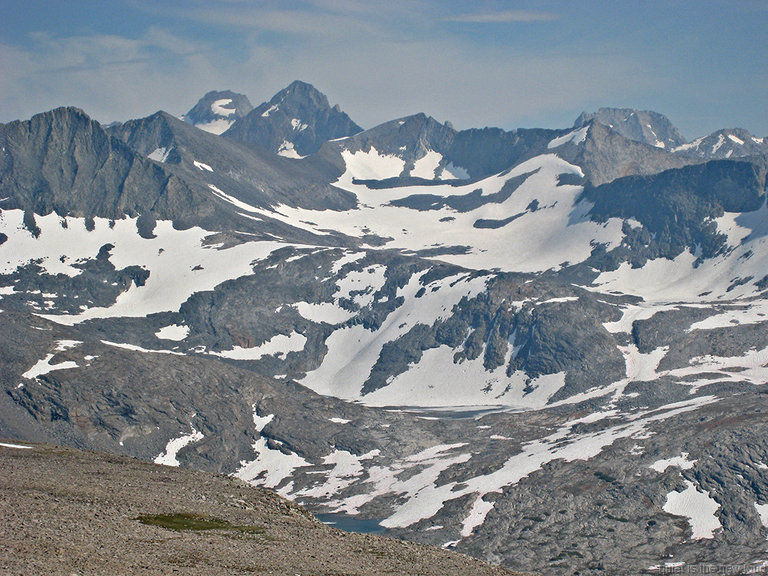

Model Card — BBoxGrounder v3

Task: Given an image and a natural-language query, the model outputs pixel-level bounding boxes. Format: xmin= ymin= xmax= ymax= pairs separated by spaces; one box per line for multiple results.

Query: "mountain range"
xmin=1 ymin=80 xmax=768 ymax=576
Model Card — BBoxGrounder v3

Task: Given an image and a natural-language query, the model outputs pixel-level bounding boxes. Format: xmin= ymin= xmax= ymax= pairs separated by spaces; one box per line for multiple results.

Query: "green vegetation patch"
xmin=137 ymin=512 xmax=264 ymax=534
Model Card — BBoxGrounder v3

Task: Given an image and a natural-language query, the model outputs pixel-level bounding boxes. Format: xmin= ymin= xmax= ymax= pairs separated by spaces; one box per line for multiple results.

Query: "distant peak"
xmin=286 ymin=79 xmax=315 ymax=91
xmin=222 ymin=81 xmax=362 ymax=157
xmin=182 ymin=90 xmax=253 ymax=135
xmin=269 ymin=80 xmax=331 ymax=108
xmin=574 ymin=107 xmax=686 ymax=149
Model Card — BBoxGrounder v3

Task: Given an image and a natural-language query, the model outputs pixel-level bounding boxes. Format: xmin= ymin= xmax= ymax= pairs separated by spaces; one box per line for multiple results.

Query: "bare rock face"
xmin=574 ymin=107 xmax=687 ymax=150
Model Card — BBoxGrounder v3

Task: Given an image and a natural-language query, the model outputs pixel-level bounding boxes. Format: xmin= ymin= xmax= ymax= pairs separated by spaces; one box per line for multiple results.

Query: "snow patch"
xmin=755 ymin=502 xmax=768 ymax=536
xmin=441 ymin=162 xmax=469 ymax=180
xmin=295 ymin=449 xmax=379 ymax=499
xmin=101 ymin=340 xmax=185 ymax=355
xmin=154 ymin=427 xmax=204 ymax=467
xmin=293 ymin=302 xmax=355 ymax=324
xmin=338 ymin=146 xmax=405 ymax=181
xmin=211 ymin=98 xmax=235 ymax=116
xmin=193 ymin=160 xmax=213 ymax=172
xmin=411 ymin=151 xmax=442 ymax=179
xmin=261 ymin=104 xmax=278 ymax=117
xmin=650 ymin=452 xmax=696 ymax=473
xmin=547 ymin=126 xmax=589 ymax=149
xmin=277 ymin=140 xmax=305 ymax=159
xmin=0 ymin=442 xmax=32 ymax=449
xmin=22 ymin=340 xmax=82 ymax=379
xmin=329 ymin=417 xmax=351 ymax=424
xmin=194 ymin=119 xmax=234 ymax=135
xmin=235 ymin=436 xmax=309 ymax=490
xmin=663 ymin=480 xmax=722 ymax=539
xmin=155 ymin=324 xmax=189 ymax=341
xmin=147 ymin=147 xmax=172 ymax=163
xmin=212 ymin=331 xmax=307 ymax=360
xmin=300 ymin=271 xmax=490 ymax=402
xmin=8 ymin=215 xmax=285 ymax=324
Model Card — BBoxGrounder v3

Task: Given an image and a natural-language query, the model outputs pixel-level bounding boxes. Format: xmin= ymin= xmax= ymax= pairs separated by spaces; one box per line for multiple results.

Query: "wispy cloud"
xmin=0 ymin=1 xmax=764 ymax=137
xmin=446 ymin=10 xmax=560 ymax=23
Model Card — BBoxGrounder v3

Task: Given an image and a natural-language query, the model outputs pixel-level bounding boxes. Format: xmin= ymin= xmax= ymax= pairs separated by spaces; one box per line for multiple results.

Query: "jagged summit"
xmin=223 ymin=80 xmax=363 ymax=158
xmin=673 ymin=127 xmax=768 ymax=159
xmin=181 ymin=90 xmax=253 ymax=135
xmin=574 ymin=107 xmax=686 ymax=150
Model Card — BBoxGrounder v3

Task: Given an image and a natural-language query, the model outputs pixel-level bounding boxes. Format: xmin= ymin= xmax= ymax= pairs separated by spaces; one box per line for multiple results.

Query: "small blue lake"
xmin=315 ymin=513 xmax=386 ymax=534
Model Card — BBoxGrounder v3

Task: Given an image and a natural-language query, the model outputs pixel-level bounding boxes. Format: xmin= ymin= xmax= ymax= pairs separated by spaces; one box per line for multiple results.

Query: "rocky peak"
xmin=182 ymin=90 xmax=253 ymax=135
xmin=223 ymin=80 xmax=363 ymax=158
xmin=556 ymin=120 xmax=693 ymax=185
xmin=344 ymin=113 xmax=456 ymax=156
xmin=672 ymin=127 xmax=768 ymax=160
xmin=574 ymin=107 xmax=686 ymax=150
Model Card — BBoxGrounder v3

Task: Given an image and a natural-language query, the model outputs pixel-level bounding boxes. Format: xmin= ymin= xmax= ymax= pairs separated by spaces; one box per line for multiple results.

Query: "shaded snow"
xmin=441 ymin=162 xmax=469 ymax=180
xmin=147 ymin=147 xmax=172 ymax=162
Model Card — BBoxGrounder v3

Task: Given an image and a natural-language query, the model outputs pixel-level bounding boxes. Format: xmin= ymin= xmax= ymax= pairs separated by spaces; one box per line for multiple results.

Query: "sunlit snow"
xmin=663 ymin=480 xmax=722 ymax=540
xmin=211 ymin=331 xmax=307 ymax=360
xmin=22 ymin=340 xmax=81 ymax=379
xmin=155 ymin=324 xmax=190 ymax=341
xmin=154 ymin=427 xmax=204 ymax=467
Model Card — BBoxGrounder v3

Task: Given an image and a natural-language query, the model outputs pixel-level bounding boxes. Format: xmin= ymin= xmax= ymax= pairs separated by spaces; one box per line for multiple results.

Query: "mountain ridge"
xmin=2 ymin=83 xmax=768 ymax=576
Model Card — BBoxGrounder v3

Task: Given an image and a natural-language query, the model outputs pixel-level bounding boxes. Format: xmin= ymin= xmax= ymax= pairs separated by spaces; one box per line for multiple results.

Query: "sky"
xmin=0 ymin=0 xmax=766 ymax=139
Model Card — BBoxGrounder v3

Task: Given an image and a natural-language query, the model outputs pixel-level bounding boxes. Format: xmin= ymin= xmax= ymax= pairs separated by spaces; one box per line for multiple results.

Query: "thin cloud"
xmin=446 ymin=10 xmax=560 ymax=23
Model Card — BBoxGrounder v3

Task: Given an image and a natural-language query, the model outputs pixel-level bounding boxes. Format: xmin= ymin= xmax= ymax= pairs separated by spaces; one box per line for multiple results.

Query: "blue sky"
xmin=1 ymin=0 xmax=766 ymax=139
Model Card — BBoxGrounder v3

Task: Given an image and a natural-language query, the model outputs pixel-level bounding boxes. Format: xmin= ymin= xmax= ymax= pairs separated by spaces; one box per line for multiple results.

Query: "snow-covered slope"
xmin=2 ymin=91 xmax=768 ymax=576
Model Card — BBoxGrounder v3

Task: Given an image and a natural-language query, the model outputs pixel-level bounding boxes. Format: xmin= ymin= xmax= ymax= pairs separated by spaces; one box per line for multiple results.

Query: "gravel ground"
xmin=0 ymin=441 xmax=530 ymax=576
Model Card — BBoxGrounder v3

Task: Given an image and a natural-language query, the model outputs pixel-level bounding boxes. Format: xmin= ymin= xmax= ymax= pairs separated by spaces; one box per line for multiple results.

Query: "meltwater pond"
xmin=315 ymin=513 xmax=386 ymax=534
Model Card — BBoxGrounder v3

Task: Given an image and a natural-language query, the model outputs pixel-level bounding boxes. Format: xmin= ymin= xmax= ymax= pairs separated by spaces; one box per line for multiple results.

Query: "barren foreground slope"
xmin=0 ymin=441 xmax=526 ymax=576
